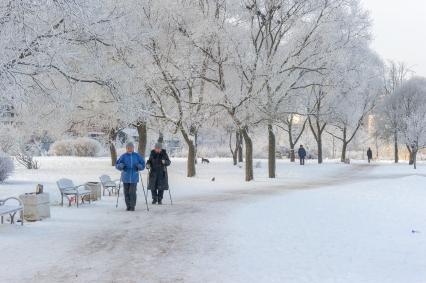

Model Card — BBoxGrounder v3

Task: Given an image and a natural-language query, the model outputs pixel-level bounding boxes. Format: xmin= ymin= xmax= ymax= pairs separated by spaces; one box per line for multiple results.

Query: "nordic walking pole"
xmin=168 ymin=187 xmax=173 ymax=205
xmin=139 ymin=172 xmax=149 ymax=211
xmin=116 ymin=175 xmax=122 ymax=208
xmin=166 ymin=166 xmax=173 ymax=205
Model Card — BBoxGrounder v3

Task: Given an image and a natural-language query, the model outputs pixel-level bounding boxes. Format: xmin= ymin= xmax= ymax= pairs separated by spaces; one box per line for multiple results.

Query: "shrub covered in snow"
xmin=73 ymin=138 xmax=101 ymax=157
xmin=0 ymin=152 xmax=14 ymax=182
xmin=50 ymin=138 xmax=101 ymax=157
xmin=50 ymin=140 xmax=74 ymax=156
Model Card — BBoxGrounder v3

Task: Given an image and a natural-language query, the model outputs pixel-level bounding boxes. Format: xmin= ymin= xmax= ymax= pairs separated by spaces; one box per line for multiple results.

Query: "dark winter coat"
xmin=367 ymin=149 xmax=373 ymax=159
xmin=298 ymin=147 xmax=307 ymax=159
xmin=147 ymin=149 xmax=171 ymax=191
xmin=115 ymin=152 xmax=145 ymax=183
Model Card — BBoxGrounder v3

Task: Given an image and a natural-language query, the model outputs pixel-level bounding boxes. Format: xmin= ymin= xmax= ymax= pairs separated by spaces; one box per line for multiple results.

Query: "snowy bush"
xmin=73 ymin=138 xmax=101 ymax=157
xmin=50 ymin=140 xmax=75 ymax=156
xmin=0 ymin=153 xmax=14 ymax=182
xmin=16 ymin=151 xmax=40 ymax=169
xmin=50 ymin=138 xmax=101 ymax=157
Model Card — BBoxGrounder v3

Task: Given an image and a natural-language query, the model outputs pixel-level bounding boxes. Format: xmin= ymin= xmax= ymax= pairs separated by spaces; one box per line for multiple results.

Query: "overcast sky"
xmin=362 ymin=0 xmax=426 ymax=76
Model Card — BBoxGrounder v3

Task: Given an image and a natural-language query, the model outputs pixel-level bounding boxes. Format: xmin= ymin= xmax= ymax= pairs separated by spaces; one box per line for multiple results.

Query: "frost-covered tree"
xmin=275 ymin=92 xmax=308 ymax=162
xmin=247 ymin=0 xmax=342 ymax=177
xmin=0 ymin=0 xmax=125 ymax=164
xmin=376 ymin=61 xmax=412 ymax=163
xmin=393 ymin=77 xmax=426 ymax=169
xmin=327 ymin=47 xmax=383 ymax=162
xmin=0 ymin=1 xmax=119 ymax=93
xmin=137 ymin=1 xmax=217 ymax=177
xmin=303 ymin=0 xmax=372 ymax=164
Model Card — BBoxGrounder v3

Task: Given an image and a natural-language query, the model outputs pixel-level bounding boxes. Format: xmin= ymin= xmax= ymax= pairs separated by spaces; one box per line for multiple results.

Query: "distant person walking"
xmin=146 ymin=143 xmax=171 ymax=205
xmin=298 ymin=145 xmax=307 ymax=165
xmin=115 ymin=142 xmax=145 ymax=211
xmin=367 ymin=147 xmax=373 ymax=163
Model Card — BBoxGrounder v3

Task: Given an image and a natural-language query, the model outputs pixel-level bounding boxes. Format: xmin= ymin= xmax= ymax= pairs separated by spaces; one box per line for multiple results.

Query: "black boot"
xmin=158 ymin=199 xmax=162 ymax=205
xmin=152 ymin=199 xmax=157 ymax=205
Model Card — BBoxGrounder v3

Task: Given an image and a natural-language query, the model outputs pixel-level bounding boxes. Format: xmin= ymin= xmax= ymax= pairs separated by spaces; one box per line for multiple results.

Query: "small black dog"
xmin=201 ymin=157 xmax=210 ymax=164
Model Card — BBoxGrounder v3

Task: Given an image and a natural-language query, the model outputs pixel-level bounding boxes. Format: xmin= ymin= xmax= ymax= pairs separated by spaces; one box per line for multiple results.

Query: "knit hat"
xmin=126 ymin=142 xmax=135 ymax=148
xmin=154 ymin=142 xmax=162 ymax=149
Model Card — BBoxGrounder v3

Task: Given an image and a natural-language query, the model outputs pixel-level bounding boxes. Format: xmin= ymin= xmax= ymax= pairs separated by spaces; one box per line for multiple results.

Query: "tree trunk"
xmin=136 ymin=121 xmax=147 ymax=157
xmin=158 ymin=132 xmax=164 ymax=144
xmin=413 ymin=149 xmax=417 ymax=170
xmin=194 ymin=131 xmax=198 ymax=165
xmin=290 ymin=146 xmax=296 ymax=162
xmin=241 ymin=128 xmax=253 ymax=182
xmin=237 ymin=131 xmax=243 ymax=163
xmin=268 ymin=124 xmax=276 ymax=178
xmin=108 ymin=129 xmax=118 ymax=166
xmin=187 ymin=141 xmax=196 ymax=177
xmin=317 ymin=137 xmax=323 ymax=164
xmin=394 ymin=132 xmax=399 ymax=163
xmin=288 ymin=128 xmax=295 ymax=162
xmin=341 ymin=142 xmax=347 ymax=163
xmin=232 ymin=152 xmax=238 ymax=166
xmin=407 ymin=145 xmax=414 ymax=165
xmin=340 ymin=127 xmax=347 ymax=163
xmin=181 ymin=129 xmax=196 ymax=177
xmin=110 ymin=144 xmax=117 ymax=166
xmin=308 ymin=116 xmax=325 ymax=164
xmin=230 ymin=131 xmax=238 ymax=166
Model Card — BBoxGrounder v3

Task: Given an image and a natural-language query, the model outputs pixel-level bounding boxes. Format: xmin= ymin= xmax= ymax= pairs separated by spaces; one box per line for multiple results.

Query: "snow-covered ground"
xmin=1 ymin=157 xmax=425 ymax=282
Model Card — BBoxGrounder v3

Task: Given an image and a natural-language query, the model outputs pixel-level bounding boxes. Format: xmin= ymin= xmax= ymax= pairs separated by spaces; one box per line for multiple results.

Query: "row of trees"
xmin=378 ymin=73 xmax=426 ymax=169
xmin=0 ymin=0 xmax=424 ymax=181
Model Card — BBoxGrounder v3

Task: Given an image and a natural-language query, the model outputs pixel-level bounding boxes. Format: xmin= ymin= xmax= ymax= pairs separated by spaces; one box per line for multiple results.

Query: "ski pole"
xmin=166 ymin=166 xmax=173 ymax=205
xmin=116 ymin=175 xmax=122 ymax=208
xmin=147 ymin=168 xmax=151 ymax=200
xmin=139 ymin=172 xmax=149 ymax=211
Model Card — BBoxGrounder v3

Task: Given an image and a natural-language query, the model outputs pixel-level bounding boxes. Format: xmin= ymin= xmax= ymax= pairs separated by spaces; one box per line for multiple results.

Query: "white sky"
xmin=362 ymin=0 xmax=426 ymax=76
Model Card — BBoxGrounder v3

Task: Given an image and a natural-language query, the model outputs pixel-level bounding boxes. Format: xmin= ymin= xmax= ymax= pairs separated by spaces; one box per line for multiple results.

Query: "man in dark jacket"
xmin=115 ymin=142 xmax=145 ymax=211
xmin=146 ymin=143 xmax=171 ymax=205
xmin=367 ymin=147 xmax=373 ymax=163
xmin=298 ymin=145 xmax=307 ymax=165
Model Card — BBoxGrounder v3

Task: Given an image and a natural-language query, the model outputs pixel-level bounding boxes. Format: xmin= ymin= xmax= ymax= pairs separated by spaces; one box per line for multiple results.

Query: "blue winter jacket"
xmin=298 ymin=147 xmax=307 ymax=159
xmin=115 ymin=152 xmax=145 ymax=183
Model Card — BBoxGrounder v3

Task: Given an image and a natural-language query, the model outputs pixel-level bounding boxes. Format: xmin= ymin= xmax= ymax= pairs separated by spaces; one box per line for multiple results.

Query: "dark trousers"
xmin=300 ymin=158 xmax=305 ymax=165
xmin=151 ymin=189 xmax=164 ymax=201
xmin=123 ymin=183 xmax=137 ymax=209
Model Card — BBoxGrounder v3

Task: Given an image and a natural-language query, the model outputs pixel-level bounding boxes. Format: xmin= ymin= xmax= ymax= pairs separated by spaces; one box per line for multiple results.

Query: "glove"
xmin=146 ymin=163 xmax=151 ymax=170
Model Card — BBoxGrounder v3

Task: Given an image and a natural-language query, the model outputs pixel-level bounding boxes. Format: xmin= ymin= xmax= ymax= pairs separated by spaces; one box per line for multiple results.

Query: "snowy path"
xmin=24 ymin=164 xmax=425 ymax=283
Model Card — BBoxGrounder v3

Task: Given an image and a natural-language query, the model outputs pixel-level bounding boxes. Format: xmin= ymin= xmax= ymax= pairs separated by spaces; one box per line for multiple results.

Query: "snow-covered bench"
xmin=0 ymin=197 xmax=24 ymax=226
xmin=56 ymin=178 xmax=91 ymax=207
xmin=99 ymin=175 xmax=120 ymax=196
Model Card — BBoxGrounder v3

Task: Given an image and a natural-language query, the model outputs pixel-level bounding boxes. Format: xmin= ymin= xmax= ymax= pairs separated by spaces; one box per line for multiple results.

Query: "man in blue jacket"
xmin=115 ymin=142 xmax=145 ymax=211
xmin=298 ymin=144 xmax=307 ymax=165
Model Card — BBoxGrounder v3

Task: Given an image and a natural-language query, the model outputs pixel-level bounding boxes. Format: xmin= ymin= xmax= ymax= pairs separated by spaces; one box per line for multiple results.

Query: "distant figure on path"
xmin=116 ymin=142 xmax=145 ymax=211
xmin=367 ymin=147 xmax=373 ymax=163
xmin=298 ymin=145 xmax=307 ymax=165
xmin=146 ymin=143 xmax=171 ymax=205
